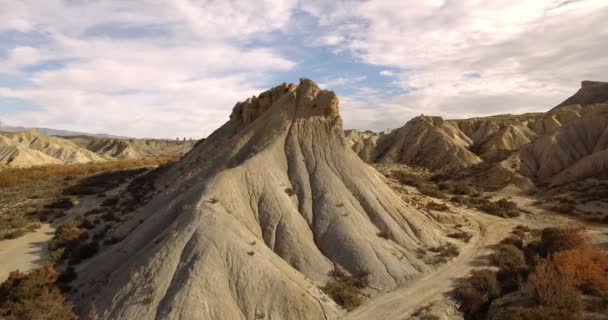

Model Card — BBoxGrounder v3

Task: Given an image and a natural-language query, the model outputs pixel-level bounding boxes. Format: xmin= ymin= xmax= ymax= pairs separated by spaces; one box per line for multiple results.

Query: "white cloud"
xmin=0 ymin=46 xmax=41 ymax=73
xmin=1 ymin=0 xmax=607 ymax=137
xmin=379 ymin=70 xmax=395 ymax=77
xmin=0 ymin=0 xmax=298 ymax=138
xmin=304 ymin=0 xmax=608 ymax=128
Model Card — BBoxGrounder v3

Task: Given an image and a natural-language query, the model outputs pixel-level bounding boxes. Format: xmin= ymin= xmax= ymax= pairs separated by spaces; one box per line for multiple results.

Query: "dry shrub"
xmin=426 ymin=202 xmax=449 ymax=212
xmin=491 ymin=244 xmax=526 ymax=272
xmin=453 ymin=270 xmax=500 ymax=318
xmin=521 ymin=259 xmax=582 ymax=313
xmin=552 ymin=245 xmax=608 ymax=290
xmin=539 ymin=226 xmax=588 ymax=256
xmin=448 ymin=231 xmax=473 ymax=243
xmin=48 ymin=222 xmax=86 ymax=251
xmin=322 ymin=269 xmax=369 ymax=311
xmin=417 ymin=184 xmax=447 ymax=199
xmin=0 ymin=265 xmax=77 ymax=319
xmin=492 ymin=306 xmax=576 ymax=320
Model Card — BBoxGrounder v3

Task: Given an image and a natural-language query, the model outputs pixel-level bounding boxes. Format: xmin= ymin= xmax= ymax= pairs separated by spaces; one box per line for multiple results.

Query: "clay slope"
xmin=79 ymin=138 xmax=196 ymax=159
xmin=0 ymin=131 xmax=107 ymax=167
xmin=520 ymin=105 xmax=608 ymax=185
xmin=344 ymin=129 xmax=392 ymax=162
xmin=369 ymin=116 xmax=482 ymax=170
xmin=75 ymin=79 xmax=446 ymax=320
xmin=349 ymin=105 xmax=584 ymax=173
xmin=552 ymin=80 xmax=608 ymax=111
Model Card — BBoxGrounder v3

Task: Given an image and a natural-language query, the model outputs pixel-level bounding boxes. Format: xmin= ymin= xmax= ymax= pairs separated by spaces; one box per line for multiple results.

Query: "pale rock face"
xmin=372 ymin=116 xmax=482 ymax=170
xmin=520 ymin=105 xmax=608 ymax=185
xmin=74 ymin=79 xmax=447 ymax=320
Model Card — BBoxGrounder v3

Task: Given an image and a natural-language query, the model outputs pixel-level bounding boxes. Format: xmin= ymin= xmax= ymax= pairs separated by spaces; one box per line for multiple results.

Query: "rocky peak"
xmin=229 ymin=78 xmax=339 ymax=127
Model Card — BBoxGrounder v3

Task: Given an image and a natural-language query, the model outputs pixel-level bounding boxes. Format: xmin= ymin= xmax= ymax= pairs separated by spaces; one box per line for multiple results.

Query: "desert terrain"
xmin=0 ymin=80 xmax=606 ymax=320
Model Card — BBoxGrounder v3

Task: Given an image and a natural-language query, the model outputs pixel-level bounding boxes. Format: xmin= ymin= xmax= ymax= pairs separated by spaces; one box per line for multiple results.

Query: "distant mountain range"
xmin=0 ymin=123 xmax=131 ymax=139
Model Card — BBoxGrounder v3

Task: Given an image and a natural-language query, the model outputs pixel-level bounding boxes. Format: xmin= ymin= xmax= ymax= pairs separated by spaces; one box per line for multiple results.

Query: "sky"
xmin=0 ymin=0 xmax=607 ymax=138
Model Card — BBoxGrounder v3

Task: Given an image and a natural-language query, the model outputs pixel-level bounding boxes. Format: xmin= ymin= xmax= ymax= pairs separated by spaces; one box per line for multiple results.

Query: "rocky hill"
xmin=71 ymin=138 xmax=196 ymax=159
xmin=73 ymin=79 xmax=448 ymax=320
xmin=551 ymin=80 xmax=608 ymax=111
xmin=0 ymin=131 xmax=109 ymax=168
xmin=347 ymin=81 xmax=608 ymax=191
xmin=0 ymin=131 xmax=197 ymax=169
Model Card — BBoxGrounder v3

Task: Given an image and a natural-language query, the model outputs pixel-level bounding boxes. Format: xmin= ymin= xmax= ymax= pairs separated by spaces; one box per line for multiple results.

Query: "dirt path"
xmin=342 ymin=210 xmax=514 ymax=320
xmin=0 ymin=223 xmax=55 ymax=282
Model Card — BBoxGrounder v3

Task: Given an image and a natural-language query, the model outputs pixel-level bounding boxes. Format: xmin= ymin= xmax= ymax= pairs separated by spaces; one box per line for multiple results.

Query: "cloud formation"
xmin=0 ymin=0 xmax=607 ymax=137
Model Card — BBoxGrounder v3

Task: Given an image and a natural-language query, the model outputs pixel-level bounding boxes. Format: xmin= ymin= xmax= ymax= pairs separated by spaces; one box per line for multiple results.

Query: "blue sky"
xmin=0 ymin=0 xmax=607 ymax=138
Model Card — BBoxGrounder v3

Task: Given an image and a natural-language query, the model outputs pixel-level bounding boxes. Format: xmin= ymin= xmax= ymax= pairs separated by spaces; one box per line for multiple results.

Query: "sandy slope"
xmin=342 ymin=209 xmax=514 ymax=320
xmin=0 ymin=223 xmax=54 ymax=282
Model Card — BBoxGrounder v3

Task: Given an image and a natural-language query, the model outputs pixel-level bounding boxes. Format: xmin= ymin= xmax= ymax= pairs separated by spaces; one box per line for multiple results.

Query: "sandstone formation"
xmin=73 ymin=79 xmax=447 ymax=320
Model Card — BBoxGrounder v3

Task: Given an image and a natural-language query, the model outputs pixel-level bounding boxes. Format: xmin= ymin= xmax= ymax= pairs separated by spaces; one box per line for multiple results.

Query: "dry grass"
xmin=0 ymin=157 xmax=176 ymax=188
xmin=0 ymin=265 xmax=77 ymax=319
xmin=0 ymin=157 xmax=176 ymax=240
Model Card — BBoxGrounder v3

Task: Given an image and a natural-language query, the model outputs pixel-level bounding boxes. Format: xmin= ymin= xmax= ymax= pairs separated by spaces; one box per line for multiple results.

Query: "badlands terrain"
xmin=0 ymin=79 xmax=606 ymax=320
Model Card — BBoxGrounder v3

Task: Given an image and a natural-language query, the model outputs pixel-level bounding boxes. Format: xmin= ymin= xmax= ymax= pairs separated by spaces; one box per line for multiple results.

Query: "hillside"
xmin=0 ymin=131 xmax=108 ymax=168
xmin=72 ymin=79 xmax=448 ymax=320
xmin=71 ymin=138 xmax=196 ymax=159
xmin=346 ymin=81 xmax=608 ymax=192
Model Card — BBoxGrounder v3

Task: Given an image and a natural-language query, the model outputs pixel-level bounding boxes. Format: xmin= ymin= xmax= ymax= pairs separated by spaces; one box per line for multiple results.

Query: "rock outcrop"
xmin=551 ymin=80 xmax=608 ymax=111
xmin=520 ymin=105 xmax=608 ymax=185
xmin=74 ymin=79 xmax=447 ymax=320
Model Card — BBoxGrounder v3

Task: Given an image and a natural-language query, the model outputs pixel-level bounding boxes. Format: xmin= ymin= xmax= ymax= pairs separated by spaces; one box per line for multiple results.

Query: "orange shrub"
xmin=521 ymin=259 xmax=582 ymax=313
xmin=552 ymin=245 xmax=608 ymax=290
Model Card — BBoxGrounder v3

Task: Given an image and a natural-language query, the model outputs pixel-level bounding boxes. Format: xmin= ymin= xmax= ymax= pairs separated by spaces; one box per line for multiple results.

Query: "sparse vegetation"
xmin=448 ymin=231 xmax=473 ymax=243
xmin=284 ymin=188 xmax=296 ymax=196
xmin=392 ymin=172 xmax=447 ymax=199
xmin=449 ymin=195 xmax=520 ymax=218
xmin=0 ymin=157 xmax=175 ymax=188
xmin=0 ymin=265 xmax=77 ymax=319
xmin=426 ymin=202 xmax=449 ymax=212
xmin=322 ymin=268 xmax=369 ymax=311
xmin=453 ymin=269 xmax=501 ymax=317
xmin=0 ymin=157 xmax=176 ymax=240
xmin=453 ymin=226 xmax=608 ymax=320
